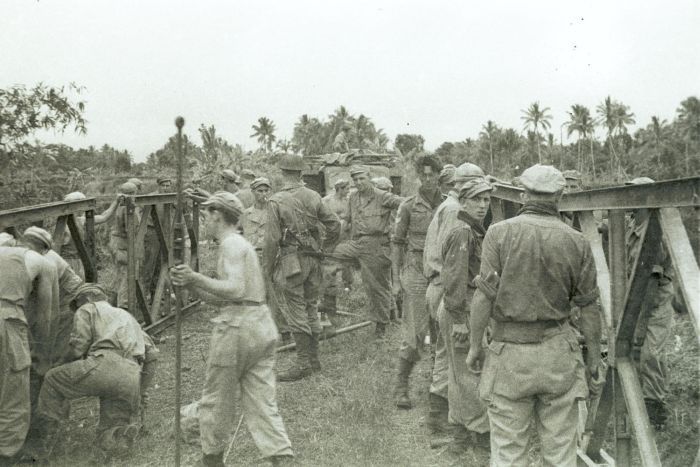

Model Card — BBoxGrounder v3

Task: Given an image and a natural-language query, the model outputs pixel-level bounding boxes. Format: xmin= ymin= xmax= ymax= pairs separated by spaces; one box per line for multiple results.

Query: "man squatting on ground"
xmin=34 ymin=283 xmax=159 ymax=458
xmin=435 ymin=177 xmax=492 ymax=455
xmin=422 ymin=162 xmax=485 ymax=444
xmin=241 ymin=177 xmax=290 ymax=343
xmin=263 ymin=154 xmax=341 ymax=382
xmin=0 ymin=235 xmax=57 ymax=464
xmin=330 ymin=165 xmax=404 ymax=339
xmin=391 ymin=156 xmax=442 ymax=409
xmin=466 ymin=164 xmax=602 ymax=466
xmin=171 ymin=191 xmax=293 ymax=467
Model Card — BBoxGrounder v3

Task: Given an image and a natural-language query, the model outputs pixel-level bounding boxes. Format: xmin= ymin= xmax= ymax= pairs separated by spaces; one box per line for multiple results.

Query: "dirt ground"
xmin=45 ymin=283 xmax=698 ymax=467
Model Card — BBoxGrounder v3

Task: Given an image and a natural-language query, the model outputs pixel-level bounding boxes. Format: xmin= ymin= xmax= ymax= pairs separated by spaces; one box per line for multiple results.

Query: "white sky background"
xmin=2 ymin=0 xmax=699 ymax=162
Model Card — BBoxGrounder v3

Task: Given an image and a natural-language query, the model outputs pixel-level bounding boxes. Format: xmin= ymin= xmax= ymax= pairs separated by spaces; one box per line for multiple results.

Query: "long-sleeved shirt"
xmin=236 ymin=188 xmax=255 ymax=209
xmin=347 ymin=187 xmax=404 ymax=239
xmin=70 ymin=301 xmax=146 ymax=361
xmin=440 ymin=211 xmax=485 ymax=325
xmin=476 ymin=208 xmax=598 ymax=322
xmin=263 ymin=182 xmax=340 ymax=274
xmin=392 ymin=190 xmax=438 ymax=252
xmin=241 ymin=205 xmax=267 ymax=251
xmin=423 ymin=191 xmax=463 ymax=281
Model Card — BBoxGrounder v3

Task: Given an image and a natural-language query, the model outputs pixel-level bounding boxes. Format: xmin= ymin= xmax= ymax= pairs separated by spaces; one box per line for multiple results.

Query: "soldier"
xmin=34 ymin=283 xmax=156 ymax=459
xmin=171 ymin=192 xmax=294 ymax=466
xmin=0 ymin=238 xmax=56 ymax=463
xmin=331 ymin=166 xmax=404 ymax=339
xmin=263 ymin=154 xmax=340 ymax=381
xmin=127 ymin=178 xmax=144 ymax=193
xmin=236 ymin=169 xmax=257 ymax=209
xmin=626 ymin=176 xmax=674 ymax=429
xmin=562 ymin=170 xmax=583 ymax=193
xmin=242 ymin=177 xmax=290 ymax=344
xmin=436 ymin=179 xmax=492 ymax=456
xmin=221 ymin=169 xmax=241 ymax=195
xmin=371 ymin=176 xmax=401 ymax=320
xmin=109 ymin=182 xmax=138 ymax=310
xmin=422 ymin=162 xmax=484 ymax=444
xmin=392 ymin=156 xmax=442 ymax=409
xmin=61 ymin=191 xmax=122 ymax=280
xmin=319 ymin=179 xmax=352 ymax=324
xmin=438 ymin=164 xmax=457 ymax=196
xmin=466 ymin=164 xmax=601 ymax=466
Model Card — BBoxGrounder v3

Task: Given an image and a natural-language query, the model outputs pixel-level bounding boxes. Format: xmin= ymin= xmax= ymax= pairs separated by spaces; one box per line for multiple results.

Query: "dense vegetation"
xmin=1 ymin=83 xmax=698 ymax=209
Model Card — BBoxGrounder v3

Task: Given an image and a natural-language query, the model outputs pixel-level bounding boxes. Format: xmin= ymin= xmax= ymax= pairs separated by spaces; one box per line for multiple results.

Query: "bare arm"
xmin=94 ymin=195 xmax=124 ymax=224
xmin=465 ymin=289 xmax=492 ymax=372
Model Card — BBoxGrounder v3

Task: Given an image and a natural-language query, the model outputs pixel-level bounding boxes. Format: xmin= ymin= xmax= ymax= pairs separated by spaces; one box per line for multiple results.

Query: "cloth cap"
xmin=127 ymin=178 xmax=143 ymax=188
xmin=562 ymin=170 xmax=582 ymax=181
xmin=74 ymin=283 xmax=108 ymax=302
xmin=220 ymin=169 xmax=240 ymax=183
xmin=241 ymin=169 xmax=257 ymax=179
xmin=119 ymin=182 xmax=138 ymax=194
xmin=458 ymin=178 xmax=493 ymax=199
xmin=520 ymin=164 xmax=566 ymax=194
xmin=250 ymin=177 xmax=271 ymax=190
xmin=277 ymin=154 xmax=305 ymax=171
xmin=64 ymin=191 xmax=87 ymax=202
xmin=23 ymin=226 xmax=53 ymax=249
xmin=334 ymin=178 xmax=349 ymax=188
xmin=454 ymin=163 xmax=485 ymax=183
xmin=201 ymin=192 xmax=244 ymax=218
xmin=157 ymin=176 xmax=172 ymax=185
xmin=438 ymin=164 xmax=457 ymax=184
xmin=349 ymin=166 xmax=368 ymax=177
xmin=625 ymin=177 xmax=655 ymax=185
xmin=371 ymin=176 xmax=393 ymax=190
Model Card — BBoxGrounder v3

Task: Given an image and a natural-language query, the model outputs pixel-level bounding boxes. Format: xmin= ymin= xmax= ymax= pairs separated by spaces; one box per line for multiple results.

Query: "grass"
xmin=43 ymin=243 xmax=698 ymax=466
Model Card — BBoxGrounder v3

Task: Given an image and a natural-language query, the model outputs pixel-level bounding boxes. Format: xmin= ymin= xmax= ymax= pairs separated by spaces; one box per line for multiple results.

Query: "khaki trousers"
xmin=0 ymin=315 xmax=31 ymax=457
xmin=398 ymin=252 xmax=429 ymax=362
xmin=426 ymin=282 xmax=448 ymax=399
xmin=199 ymin=305 xmax=292 ymax=459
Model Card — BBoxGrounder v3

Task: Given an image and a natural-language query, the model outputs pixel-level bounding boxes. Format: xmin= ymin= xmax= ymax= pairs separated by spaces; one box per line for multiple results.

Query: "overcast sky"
xmin=3 ymin=0 xmax=698 ymax=162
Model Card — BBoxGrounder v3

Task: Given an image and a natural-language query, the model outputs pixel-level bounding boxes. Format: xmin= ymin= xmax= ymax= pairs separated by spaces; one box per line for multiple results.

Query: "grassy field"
xmin=42 ymin=236 xmax=698 ymax=466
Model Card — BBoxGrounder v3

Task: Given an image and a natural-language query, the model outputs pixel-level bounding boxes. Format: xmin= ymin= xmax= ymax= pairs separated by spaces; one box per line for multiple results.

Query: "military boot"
xmin=309 ymin=332 xmax=321 ymax=372
xmin=394 ymin=358 xmax=415 ymax=409
xmin=277 ymin=333 xmax=313 ymax=382
xmin=428 ymin=393 xmax=453 ymax=448
xmin=446 ymin=425 xmax=471 ymax=456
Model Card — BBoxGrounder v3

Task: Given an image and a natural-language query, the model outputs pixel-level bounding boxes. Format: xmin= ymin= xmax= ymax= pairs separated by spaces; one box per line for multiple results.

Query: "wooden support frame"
xmin=488 ymin=179 xmax=700 ymax=467
xmin=124 ymin=194 xmax=200 ymax=330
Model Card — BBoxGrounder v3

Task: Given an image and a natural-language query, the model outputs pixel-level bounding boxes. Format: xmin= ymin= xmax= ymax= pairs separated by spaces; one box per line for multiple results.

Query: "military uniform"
xmin=242 ymin=202 xmax=288 ymax=337
xmin=0 ymin=247 xmax=34 ymax=458
xmin=437 ymin=203 xmax=490 ymax=441
xmin=236 ymin=188 xmax=255 ymax=209
xmin=264 ymin=160 xmax=340 ymax=380
xmin=319 ymin=187 xmax=352 ymax=321
xmin=37 ymin=299 xmax=146 ymax=442
xmin=476 ymin=165 xmax=598 ymax=466
xmin=331 ymin=184 xmax=403 ymax=329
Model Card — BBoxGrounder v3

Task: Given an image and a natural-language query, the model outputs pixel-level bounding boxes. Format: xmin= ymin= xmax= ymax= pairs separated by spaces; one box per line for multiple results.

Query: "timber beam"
xmin=0 ymin=199 xmax=96 ymax=228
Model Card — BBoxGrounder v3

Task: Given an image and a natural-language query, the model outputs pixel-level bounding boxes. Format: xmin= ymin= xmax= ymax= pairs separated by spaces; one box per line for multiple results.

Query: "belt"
xmin=491 ymin=319 xmax=567 ymax=344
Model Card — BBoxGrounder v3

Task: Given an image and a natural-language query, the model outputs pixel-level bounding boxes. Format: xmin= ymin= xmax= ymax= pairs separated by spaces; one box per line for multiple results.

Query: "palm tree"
xmin=250 ymin=117 xmax=276 ymax=153
xmin=677 ymin=96 xmax=700 ymax=173
xmin=596 ymin=96 xmax=619 ymax=178
xmin=649 ymin=116 xmax=667 ymax=167
xmin=276 ymin=139 xmax=292 ymax=152
xmin=566 ymin=104 xmax=595 ymax=173
xmin=612 ymin=102 xmax=635 ymax=176
xmin=479 ymin=120 xmax=497 ymax=172
xmin=521 ymin=102 xmax=552 ymax=163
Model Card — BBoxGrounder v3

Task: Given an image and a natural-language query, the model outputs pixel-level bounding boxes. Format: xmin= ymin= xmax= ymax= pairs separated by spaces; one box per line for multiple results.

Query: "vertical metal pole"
xmin=609 ymin=210 xmax=631 ymax=467
xmin=173 ymin=116 xmax=185 ymax=467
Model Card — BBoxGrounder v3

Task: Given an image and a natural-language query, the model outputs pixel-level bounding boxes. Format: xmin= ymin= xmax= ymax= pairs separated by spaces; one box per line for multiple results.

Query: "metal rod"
xmin=173 ymin=116 xmax=185 ymax=467
xmin=276 ymin=321 xmax=373 ymax=352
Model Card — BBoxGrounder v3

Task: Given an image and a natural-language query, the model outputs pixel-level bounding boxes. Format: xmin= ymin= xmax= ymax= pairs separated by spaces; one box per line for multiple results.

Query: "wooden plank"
xmin=579 ymin=211 xmax=612 ymax=330
xmin=617 ymin=358 xmax=662 ymax=466
xmin=0 ymin=199 xmax=96 ymax=228
xmin=136 ymin=205 xmax=152 ymax=254
xmin=126 ymin=198 xmax=137 ymax=314
xmin=659 ymin=208 xmax=700 ymax=339
xmin=66 ymin=213 xmax=96 ymax=282
xmin=613 ymin=369 xmax=632 ymax=467
xmin=53 ymin=216 xmax=67 ymax=256
xmin=150 ymin=265 xmax=167 ymax=319
xmin=135 ymin=280 xmax=152 ymax=326
xmin=133 ymin=193 xmax=177 ymax=207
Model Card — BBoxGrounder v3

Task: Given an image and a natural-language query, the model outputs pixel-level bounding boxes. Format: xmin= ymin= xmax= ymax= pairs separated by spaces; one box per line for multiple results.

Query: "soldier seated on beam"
xmin=33 ymin=283 xmax=158 ymax=461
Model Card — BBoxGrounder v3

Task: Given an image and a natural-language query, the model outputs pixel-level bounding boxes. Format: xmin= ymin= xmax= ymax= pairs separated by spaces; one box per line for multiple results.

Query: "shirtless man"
xmin=170 ymin=192 xmax=293 ymax=467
